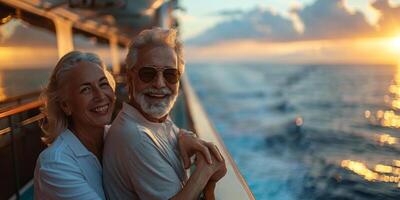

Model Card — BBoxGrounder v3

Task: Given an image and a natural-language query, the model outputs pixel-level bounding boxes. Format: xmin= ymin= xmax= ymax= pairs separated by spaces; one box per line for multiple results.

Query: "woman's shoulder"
xmin=37 ymin=131 xmax=77 ymax=167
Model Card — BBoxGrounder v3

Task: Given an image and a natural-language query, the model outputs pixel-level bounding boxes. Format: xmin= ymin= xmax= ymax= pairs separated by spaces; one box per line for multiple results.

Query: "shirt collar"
xmin=121 ymin=102 xmax=171 ymax=127
xmin=59 ymin=129 xmax=92 ymax=157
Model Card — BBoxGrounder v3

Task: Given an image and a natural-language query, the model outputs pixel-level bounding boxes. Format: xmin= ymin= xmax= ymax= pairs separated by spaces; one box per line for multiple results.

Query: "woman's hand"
xmin=178 ymin=129 xmax=223 ymax=169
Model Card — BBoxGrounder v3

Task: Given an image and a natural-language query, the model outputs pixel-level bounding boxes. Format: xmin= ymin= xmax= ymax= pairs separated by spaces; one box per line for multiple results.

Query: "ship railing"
xmin=0 ymin=99 xmax=45 ymax=200
xmin=0 ymin=91 xmax=42 ymax=112
xmin=180 ymin=76 xmax=255 ymax=200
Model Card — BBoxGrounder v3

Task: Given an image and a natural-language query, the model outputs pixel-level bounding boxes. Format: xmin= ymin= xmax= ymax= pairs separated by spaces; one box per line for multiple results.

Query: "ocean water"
xmin=0 ymin=68 xmax=51 ymax=101
xmin=187 ymin=63 xmax=400 ymax=200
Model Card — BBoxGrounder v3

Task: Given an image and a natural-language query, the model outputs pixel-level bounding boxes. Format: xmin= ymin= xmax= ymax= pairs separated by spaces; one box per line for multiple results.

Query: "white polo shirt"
xmin=103 ymin=102 xmax=187 ymax=200
xmin=34 ymin=129 xmax=105 ymax=200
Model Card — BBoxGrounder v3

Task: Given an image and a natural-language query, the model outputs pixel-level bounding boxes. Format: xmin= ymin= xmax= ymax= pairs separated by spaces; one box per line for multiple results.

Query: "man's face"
xmin=129 ymin=45 xmax=180 ymax=120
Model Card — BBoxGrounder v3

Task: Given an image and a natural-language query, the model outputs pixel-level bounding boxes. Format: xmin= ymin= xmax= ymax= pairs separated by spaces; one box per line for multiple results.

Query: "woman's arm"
xmin=177 ymin=129 xmax=227 ymax=200
xmin=170 ymin=152 xmax=225 ymax=200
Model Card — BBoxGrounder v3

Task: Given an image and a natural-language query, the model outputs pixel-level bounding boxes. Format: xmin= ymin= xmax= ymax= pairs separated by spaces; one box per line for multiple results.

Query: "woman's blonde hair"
xmin=40 ymin=51 xmax=115 ymax=144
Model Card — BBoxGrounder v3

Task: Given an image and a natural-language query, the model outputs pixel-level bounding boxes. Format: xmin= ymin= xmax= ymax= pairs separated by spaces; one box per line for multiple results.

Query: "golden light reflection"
xmin=376 ymin=110 xmax=384 ymax=119
xmin=392 ymin=167 xmax=400 ymax=176
xmin=295 ymin=116 xmax=303 ymax=126
xmin=366 ymin=63 xmax=400 ymax=127
xmin=0 ymin=14 xmax=12 ymax=25
xmin=393 ymin=160 xmax=400 ymax=168
xmin=384 ymin=95 xmax=390 ymax=103
xmin=0 ymin=72 xmax=6 ymax=101
xmin=341 ymin=160 xmax=378 ymax=181
xmin=389 ymin=85 xmax=400 ymax=96
xmin=354 ymin=43 xmax=400 ymax=189
xmin=382 ymin=111 xmax=400 ymax=127
xmin=391 ymin=100 xmax=400 ymax=109
xmin=388 ymin=63 xmax=400 ymax=112
xmin=365 ymin=110 xmax=371 ymax=118
xmin=375 ymin=164 xmax=393 ymax=173
xmin=0 ymin=47 xmax=58 ymax=69
xmin=341 ymin=160 xmax=400 ymax=186
xmin=377 ymin=133 xmax=398 ymax=145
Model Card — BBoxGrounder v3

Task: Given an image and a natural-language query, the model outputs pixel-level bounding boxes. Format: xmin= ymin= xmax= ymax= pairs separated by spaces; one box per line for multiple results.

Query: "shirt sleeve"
xmin=35 ymin=158 xmax=103 ymax=200
xmin=125 ymin=130 xmax=183 ymax=200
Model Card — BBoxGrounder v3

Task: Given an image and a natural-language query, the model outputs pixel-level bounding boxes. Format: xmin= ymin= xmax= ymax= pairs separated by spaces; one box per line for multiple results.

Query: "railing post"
xmin=9 ymin=116 xmax=20 ymax=199
xmin=157 ymin=2 xmax=171 ymax=28
xmin=109 ymin=34 xmax=121 ymax=75
xmin=53 ymin=16 xmax=74 ymax=58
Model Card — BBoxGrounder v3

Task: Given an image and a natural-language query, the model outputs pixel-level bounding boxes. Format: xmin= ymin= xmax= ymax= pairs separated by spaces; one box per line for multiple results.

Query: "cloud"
xmin=371 ymin=0 xmax=400 ymax=35
xmin=187 ymin=7 xmax=299 ymax=45
xmin=187 ymin=0 xmax=400 ymax=45
xmin=293 ymin=0 xmax=375 ymax=39
xmin=0 ymin=19 xmax=56 ymax=47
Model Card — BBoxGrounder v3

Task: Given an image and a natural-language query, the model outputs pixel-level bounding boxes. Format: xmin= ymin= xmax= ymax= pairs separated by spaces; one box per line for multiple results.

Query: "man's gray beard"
xmin=134 ymin=87 xmax=178 ymax=119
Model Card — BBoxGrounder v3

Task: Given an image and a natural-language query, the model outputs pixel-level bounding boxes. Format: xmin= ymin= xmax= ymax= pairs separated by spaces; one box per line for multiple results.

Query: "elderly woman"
xmin=34 ymin=51 xmax=221 ymax=199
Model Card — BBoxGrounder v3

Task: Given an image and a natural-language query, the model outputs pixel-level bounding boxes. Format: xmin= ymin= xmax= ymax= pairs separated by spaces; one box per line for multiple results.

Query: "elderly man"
xmin=103 ymin=28 xmax=226 ymax=200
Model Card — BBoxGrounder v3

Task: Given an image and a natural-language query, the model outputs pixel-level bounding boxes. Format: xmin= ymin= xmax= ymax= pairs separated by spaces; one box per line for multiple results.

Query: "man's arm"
xmin=202 ymin=151 xmax=227 ymax=200
xmin=170 ymin=163 xmax=214 ymax=200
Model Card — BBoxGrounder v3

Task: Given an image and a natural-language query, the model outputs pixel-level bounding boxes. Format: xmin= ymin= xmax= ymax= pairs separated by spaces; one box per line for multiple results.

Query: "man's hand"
xmin=195 ymin=152 xmax=227 ymax=200
xmin=178 ymin=129 xmax=223 ymax=169
xmin=195 ymin=151 xmax=227 ymax=183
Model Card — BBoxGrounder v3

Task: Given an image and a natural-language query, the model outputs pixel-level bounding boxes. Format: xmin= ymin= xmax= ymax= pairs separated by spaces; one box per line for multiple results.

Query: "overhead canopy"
xmin=0 ymin=0 xmax=178 ymax=46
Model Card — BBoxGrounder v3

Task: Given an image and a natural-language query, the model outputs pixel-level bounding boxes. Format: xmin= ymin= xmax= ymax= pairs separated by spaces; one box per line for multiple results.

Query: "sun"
xmin=389 ymin=36 xmax=400 ymax=52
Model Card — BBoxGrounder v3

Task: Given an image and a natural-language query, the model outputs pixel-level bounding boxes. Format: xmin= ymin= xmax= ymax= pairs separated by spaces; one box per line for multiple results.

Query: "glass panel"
xmin=0 ymin=18 xmax=57 ymax=100
xmin=73 ymin=29 xmax=127 ymax=72
xmin=73 ymin=30 xmax=113 ymax=70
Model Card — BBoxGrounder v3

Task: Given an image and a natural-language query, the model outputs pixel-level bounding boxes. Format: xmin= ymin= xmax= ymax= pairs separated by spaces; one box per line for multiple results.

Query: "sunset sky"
xmin=179 ymin=0 xmax=400 ymax=64
xmin=2 ymin=0 xmax=400 ymax=68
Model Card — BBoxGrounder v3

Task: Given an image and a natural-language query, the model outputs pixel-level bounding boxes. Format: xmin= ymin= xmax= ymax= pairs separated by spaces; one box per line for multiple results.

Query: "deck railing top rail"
xmin=0 ymin=90 xmax=41 ymax=105
xmin=0 ymin=100 xmax=43 ymax=119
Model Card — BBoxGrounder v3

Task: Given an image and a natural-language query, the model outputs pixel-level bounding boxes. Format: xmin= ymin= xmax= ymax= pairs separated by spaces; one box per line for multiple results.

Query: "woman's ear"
xmin=60 ymin=100 xmax=71 ymax=116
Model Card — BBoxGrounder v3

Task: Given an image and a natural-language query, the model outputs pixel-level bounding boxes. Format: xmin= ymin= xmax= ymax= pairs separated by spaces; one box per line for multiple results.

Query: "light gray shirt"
xmin=34 ymin=129 xmax=105 ymax=200
xmin=103 ymin=103 xmax=187 ymax=200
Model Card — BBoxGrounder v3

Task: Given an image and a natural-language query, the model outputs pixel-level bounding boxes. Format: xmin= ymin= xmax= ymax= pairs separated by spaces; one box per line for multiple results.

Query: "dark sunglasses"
xmin=136 ymin=66 xmax=181 ymax=84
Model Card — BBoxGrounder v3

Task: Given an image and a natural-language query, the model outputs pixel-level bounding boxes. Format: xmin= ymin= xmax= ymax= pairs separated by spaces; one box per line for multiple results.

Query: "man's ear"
xmin=60 ymin=100 xmax=71 ymax=116
xmin=126 ymin=69 xmax=133 ymax=83
xmin=126 ymin=70 xmax=135 ymax=100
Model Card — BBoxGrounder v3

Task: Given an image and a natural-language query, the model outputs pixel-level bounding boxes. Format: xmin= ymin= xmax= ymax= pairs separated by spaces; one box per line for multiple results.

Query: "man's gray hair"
xmin=125 ymin=27 xmax=185 ymax=73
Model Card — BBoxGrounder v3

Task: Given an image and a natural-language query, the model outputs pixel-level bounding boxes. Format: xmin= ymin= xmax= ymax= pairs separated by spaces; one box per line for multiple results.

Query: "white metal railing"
xmin=181 ymin=75 xmax=255 ymax=200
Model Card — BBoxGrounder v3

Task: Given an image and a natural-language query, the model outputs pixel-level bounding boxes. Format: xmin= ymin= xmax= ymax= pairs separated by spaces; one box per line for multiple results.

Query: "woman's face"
xmin=61 ymin=61 xmax=116 ymax=130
